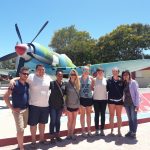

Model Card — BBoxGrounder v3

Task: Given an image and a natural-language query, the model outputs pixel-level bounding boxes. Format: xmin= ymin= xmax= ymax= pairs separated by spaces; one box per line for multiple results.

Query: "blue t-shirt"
xmin=11 ymin=80 xmax=29 ymax=109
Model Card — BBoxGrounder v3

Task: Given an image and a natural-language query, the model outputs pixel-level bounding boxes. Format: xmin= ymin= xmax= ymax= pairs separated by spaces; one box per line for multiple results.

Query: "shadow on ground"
xmin=12 ymin=134 xmax=138 ymax=150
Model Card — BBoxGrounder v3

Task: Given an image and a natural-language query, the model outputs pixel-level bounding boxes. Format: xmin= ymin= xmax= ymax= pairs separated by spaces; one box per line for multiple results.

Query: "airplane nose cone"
xmin=15 ymin=45 xmax=26 ymax=56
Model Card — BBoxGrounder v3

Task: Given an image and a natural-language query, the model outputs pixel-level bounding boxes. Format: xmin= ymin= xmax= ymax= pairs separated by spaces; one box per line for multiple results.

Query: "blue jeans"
xmin=49 ymin=107 xmax=63 ymax=135
xmin=125 ymin=105 xmax=137 ymax=133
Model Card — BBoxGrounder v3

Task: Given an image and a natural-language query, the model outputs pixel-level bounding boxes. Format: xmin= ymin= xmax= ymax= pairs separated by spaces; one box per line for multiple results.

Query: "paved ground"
xmin=0 ymin=87 xmax=150 ymax=150
xmin=1 ymin=122 xmax=150 ymax=150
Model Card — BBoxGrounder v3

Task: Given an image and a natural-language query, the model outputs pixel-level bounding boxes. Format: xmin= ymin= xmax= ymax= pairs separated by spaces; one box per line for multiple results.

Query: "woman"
xmin=107 ymin=67 xmax=124 ymax=136
xmin=65 ymin=69 xmax=80 ymax=140
xmin=122 ymin=70 xmax=140 ymax=138
xmin=93 ymin=68 xmax=107 ymax=136
xmin=79 ymin=66 xmax=94 ymax=137
xmin=49 ymin=70 xmax=65 ymax=144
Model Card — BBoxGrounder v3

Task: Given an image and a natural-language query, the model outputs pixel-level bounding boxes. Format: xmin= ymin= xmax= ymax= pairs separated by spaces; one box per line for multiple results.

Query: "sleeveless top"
xmin=12 ymin=80 xmax=29 ymax=109
xmin=93 ymin=77 xmax=107 ymax=100
xmin=79 ymin=76 xmax=93 ymax=98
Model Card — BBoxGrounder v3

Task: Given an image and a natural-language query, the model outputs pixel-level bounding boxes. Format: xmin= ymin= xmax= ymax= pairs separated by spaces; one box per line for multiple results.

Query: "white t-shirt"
xmin=27 ymin=73 xmax=52 ymax=107
xmin=93 ymin=77 xmax=107 ymax=100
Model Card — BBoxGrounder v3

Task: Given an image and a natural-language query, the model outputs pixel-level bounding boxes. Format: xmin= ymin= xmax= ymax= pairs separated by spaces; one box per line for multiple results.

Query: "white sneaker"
xmin=88 ymin=131 xmax=92 ymax=137
xmin=100 ymin=130 xmax=105 ymax=136
xmin=95 ymin=130 xmax=99 ymax=136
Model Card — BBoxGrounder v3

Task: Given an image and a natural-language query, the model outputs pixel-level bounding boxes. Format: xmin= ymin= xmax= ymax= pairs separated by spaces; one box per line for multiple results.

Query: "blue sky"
xmin=0 ymin=0 xmax=150 ymax=57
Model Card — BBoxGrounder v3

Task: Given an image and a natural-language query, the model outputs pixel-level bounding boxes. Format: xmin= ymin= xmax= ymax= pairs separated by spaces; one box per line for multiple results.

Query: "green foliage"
xmin=49 ymin=23 xmax=150 ymax=65
xmin=0 ymin=59 xmax=15 ymax=69
xmin=96 ymin=23 xmax=150 ymax=62
xmin=49 ymin=25 xmax=97 ymax=65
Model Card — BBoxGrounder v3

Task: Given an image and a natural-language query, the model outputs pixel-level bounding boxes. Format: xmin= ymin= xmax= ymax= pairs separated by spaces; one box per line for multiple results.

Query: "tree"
xmin=96 ymin=23 xmax=150 ymax=62
xmin=49 ymin=25 xmax=96 ymax=65
xmin=0 ymin=59 xmax=15 ymax=69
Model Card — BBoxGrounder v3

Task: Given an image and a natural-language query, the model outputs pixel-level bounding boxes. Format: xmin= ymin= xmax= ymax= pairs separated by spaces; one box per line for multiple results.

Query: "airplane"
xmin=0 ymin=21 xmax=76 ymax=77
xmin=1 ymin=21 xmax=150 ymax=79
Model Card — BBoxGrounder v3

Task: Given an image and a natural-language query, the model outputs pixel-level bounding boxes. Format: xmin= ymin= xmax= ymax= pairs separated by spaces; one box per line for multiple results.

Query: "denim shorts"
xmin=28 ymin=105 xmax=49 ymax=126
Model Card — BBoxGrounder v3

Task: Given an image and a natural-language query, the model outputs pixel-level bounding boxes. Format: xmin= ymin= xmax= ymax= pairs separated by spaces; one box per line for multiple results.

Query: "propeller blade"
xmin=16 ymin=57 xmax=25 ymax=77
xmin=27 ymin=52 xmax=35 ymax=58
xmin=31 ymin=21 xmax=49 ymax=43
xmin=15 ymin=24 xmax=23 ymax=43
xmin=0 ymin=52 xmax=17 ymax=62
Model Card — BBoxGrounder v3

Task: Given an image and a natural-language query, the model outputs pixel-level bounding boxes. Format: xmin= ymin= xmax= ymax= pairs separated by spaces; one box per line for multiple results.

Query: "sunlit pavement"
xmin=1 ymin=123 xmax=150 ymax=150
xmin=0 ymin=87 xmax=150 ymax=149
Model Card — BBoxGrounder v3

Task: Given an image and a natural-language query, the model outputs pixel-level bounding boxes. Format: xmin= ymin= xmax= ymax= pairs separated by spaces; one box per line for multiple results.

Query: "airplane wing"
xmin=0 ymin=52 xmax=25 ymax=77
xmin=89 ymin=59 xmax=150 ymax=77
xmin=0 ymin=52 xmax=17 ymax=62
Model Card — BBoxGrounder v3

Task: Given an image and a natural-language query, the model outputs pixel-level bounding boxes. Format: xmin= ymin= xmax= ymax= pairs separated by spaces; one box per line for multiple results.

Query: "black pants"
xmin=93 ymin=100 xmax=107 ymax=130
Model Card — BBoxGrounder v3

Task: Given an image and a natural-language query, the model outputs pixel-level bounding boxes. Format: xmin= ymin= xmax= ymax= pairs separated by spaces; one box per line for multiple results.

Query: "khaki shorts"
xmin=12 ymin=108 xmax=28 ymax=132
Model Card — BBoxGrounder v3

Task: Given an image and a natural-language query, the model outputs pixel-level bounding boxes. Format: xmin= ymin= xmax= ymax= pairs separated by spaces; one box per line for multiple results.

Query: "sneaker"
xmin=66 ymin=135 xmax=72 ymax=140
xmin=56 ymin=137 xmax=63 ymax=142
xmin=15 ymin=146 xmax=23 ymax=150
xmin=100 ymin=130 xmax=105 ymax=136
xmin=39 ymin=140 xmax=49 ymax=145
xmin=71 ymin=135 xmax=77 ymax=140
xmin=125 ymin=131 xmax=132 ymax=137
xmin=95 ymin=130 xmax=99 ymax=136
xmin=88 ymin=131 xmax=92 ymax=137
xmin=117 ymin=130 xmax=122 ymax=137
xmin=30 ymin=142 xmax=36 ymax=148
xmin=50 ymin=138 xmax=56 ymax=144
xmin=117 ymin=133 xmax=122 ymax=137
xmin=82 ymin=132 xmax=87 ymax=137
xmin=130 ymin=132 xmax=136 ymax=138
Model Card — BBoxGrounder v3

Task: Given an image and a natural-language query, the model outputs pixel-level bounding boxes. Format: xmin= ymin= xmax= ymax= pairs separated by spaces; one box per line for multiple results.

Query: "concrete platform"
xmin=0 ymin=87 xmax=150 ymax=149
xmin=1 ymin=122 xmax=150 ymax=150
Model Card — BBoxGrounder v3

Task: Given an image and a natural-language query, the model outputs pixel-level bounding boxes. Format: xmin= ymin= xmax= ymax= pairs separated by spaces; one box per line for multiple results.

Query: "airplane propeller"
xmin=15 ymin=57 xmax=25 ymax=77
xmin=31 ymin=21 xmax=49 ymax=43
xmin=15 ymin=24 xmax=23 ymax=44
xmin=0 ymin=21 xmax=49 ymax=76
xmin=14 ymin=21 xmax=49 ymax=76
xmin=15 ymin=23 xmax=25 ymax=76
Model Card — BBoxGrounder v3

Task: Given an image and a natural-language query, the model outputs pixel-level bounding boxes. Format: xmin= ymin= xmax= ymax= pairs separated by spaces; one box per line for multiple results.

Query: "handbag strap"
xmin=55 ymin=80 xmax=64 ymax=98
xmin=69 ymin=81 xmax=80 ymax=100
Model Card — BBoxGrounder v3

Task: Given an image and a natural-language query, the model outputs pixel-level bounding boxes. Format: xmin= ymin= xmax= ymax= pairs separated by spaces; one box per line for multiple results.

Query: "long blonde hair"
xmin=69 ymin=69 xmax=80 ymax=92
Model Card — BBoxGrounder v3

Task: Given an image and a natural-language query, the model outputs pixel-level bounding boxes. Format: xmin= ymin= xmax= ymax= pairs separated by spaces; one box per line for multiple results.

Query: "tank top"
xmin=80 ymin=76 xmax=93 ymax=98
xmin=93 ymin=77 xmax=107 ymax=100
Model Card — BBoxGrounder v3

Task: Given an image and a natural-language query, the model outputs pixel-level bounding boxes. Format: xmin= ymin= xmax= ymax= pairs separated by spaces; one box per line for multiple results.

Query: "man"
xmin=27 ymin=64 xmax=52 ymax=147
xmin=11 ymin=64 xmax=52 ymax=148
xmin=4 ymin=67 xmax=29 ymax=150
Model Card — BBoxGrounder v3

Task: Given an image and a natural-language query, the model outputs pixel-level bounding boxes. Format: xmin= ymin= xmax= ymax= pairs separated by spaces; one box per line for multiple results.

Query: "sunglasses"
xmin=22 ymin=73 xmax=29 ymax=76
xmin=70 ymin=74 xmax=77 ymax=76
xmin=83 ymin=70 xmax=89 ymax=73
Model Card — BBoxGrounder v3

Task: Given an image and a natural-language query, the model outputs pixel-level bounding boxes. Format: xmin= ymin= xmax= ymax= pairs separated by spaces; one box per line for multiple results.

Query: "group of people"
xmin=3 ymin=64 xmax=140 ymax=150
